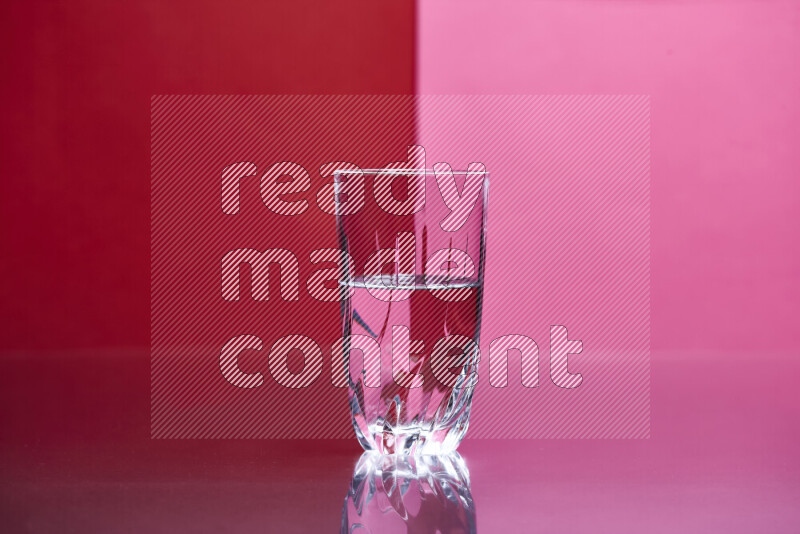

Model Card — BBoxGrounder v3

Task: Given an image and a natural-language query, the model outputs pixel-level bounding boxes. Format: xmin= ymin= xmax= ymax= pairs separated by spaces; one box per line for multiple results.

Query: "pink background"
xmin=418 ymin=0 xmax=799 ymax=353
xmin=418 ymin=2 xmax=799 ymax=529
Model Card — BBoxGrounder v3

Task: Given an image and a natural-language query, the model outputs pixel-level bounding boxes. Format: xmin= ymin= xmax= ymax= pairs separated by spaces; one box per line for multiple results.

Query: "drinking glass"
xmin=335 ymin=166 xmax=489 ymax=454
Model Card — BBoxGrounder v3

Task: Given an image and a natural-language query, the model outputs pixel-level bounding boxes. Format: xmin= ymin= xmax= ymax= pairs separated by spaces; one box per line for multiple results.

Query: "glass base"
xmin=352 ymin=402 xmax=474 ymax=455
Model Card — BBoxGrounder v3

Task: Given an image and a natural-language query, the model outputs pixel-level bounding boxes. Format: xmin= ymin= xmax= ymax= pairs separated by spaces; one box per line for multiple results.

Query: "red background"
xmin=0 ymin=0 xmax=415 ymax=444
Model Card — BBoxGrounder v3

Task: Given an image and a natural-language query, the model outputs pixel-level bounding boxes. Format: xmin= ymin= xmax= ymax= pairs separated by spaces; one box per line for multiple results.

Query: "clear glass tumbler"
xmin=335 ymin=165 xmax=489 ymax=454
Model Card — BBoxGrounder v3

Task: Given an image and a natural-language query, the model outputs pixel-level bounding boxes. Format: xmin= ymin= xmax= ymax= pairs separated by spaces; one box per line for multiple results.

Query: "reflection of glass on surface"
xmin=341 ymin=451 xmax=476 ymax=534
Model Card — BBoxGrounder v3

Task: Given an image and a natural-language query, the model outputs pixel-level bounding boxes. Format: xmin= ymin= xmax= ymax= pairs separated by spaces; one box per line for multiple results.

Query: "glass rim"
xmin=334 ymin=168 xmax=489 ymax=177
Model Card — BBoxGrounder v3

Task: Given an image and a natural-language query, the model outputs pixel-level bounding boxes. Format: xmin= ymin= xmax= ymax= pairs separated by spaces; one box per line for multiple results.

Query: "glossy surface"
xmin=1 ymin=350 xmax=797 ymax=532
